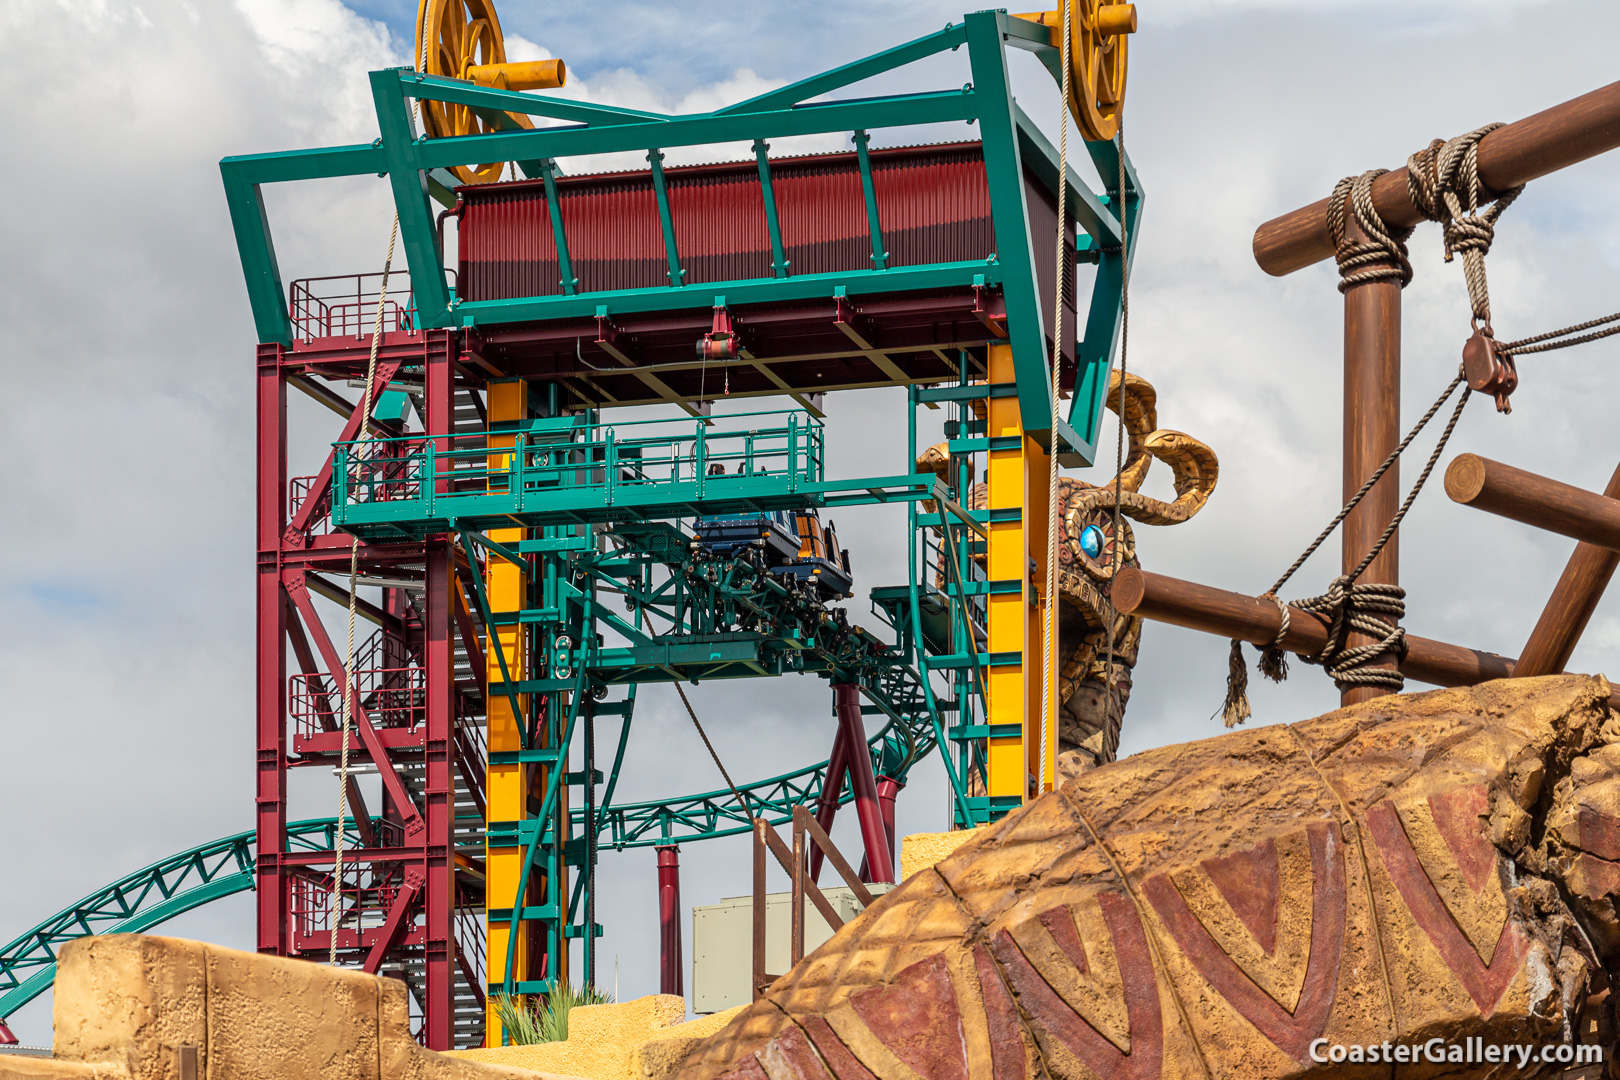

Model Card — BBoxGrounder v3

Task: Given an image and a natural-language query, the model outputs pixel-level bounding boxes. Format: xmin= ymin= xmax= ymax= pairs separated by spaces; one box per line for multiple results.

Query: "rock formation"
xmin=667 ymin=675 xmax=1620 ymax=1080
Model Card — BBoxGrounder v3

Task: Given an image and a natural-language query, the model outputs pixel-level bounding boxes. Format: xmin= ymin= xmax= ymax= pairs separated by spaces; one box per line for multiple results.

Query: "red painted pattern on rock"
xmin=990 ymin=891 xmax=1163 ymax=1080
xmin=1145 ymin=822 xmax=1345 ymax=1064
xmin=799 ymin=1016 xmax=879 ymax=1080
xmin=849 ymin=953 xmax=969 ymax=1080
xmin=1037 ymin=906 xmax=1091 ymax=975
xmin=1199 ymin=836 xmax=1281 ymax=956
xmin=973 ymin=944 xmax=1028 ymax=1080
xmin=1367 ymin=800 xmax=1528 ymax=1017
xmin=1428 ymin=785 xmax=1496 ymax=893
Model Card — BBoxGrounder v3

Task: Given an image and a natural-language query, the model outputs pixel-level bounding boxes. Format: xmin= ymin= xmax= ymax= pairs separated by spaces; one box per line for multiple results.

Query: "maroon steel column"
xmin=1341 ymin=215 xmax=1403 ymax=706
xmin=255 ymin=343 xmax=288 ymax=956
xmin=656 ymin=846 xmax=683 ymax=996
xmin=875 ymin=777 xmax=902 ymax=868
xmin=807 ymin=719 xmax=851 ymax=884
xmin=832 ymin=685 xmax=893 ymax=883
xmin=421 ymin=330 xmax=456 ymax=1049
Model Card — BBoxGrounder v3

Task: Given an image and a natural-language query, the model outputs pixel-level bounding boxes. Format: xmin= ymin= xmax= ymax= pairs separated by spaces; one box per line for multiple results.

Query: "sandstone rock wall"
xmin=667 ymin=675 xmax=1620 ymax=1080
xmin=0 ymin=935 xmax=578 ymax=1080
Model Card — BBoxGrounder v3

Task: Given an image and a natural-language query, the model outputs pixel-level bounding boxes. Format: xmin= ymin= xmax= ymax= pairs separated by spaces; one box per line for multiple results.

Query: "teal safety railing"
xmin=332 ymin=409 xmax=827 ymax=537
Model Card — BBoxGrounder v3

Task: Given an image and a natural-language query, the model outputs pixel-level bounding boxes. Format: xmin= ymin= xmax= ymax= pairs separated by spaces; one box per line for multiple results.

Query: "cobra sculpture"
xmin=919 ymin=370 xmax=1218 ymax=780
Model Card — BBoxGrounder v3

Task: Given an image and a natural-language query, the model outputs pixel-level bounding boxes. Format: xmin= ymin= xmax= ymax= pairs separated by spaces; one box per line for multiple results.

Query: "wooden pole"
xmin=1253 ymin=81 xmax=1620 ymax=276
xmin=1111 ymin=567 xmax=1524 ymax=692
xmin=1114 ymin=566 xmax=1620 ymax=709
xmin=1512 ymin=462 xmax=1620 ymax=677
xmin=1341 ymin=214 xmax=1403 ymax=706
xmin=1445 ymin=454 xmax=1620 ymax=551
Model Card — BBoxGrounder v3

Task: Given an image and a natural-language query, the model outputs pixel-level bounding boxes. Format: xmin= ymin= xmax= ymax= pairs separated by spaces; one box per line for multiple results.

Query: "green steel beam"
xmin=1011 ymin=102 xmax=1119 ymax=247
xmin=647 ymin=150 xmax=686 ymax=287
xmin=369 ymin=70 xmax=452 ymax=324
xmin=753 ymin=140 xmax=789 ymax=279
xmin=853 ymin=130 xmax=888 ymax=271
xmin=411 ymin=91 xmax=976 ymax=176
xmin=963 ymin=11 xmax=1062 ymax=455
xmin=452 ymin=260 xmax=996 ymax=327
xmin=1068 ymin=138 xmax=1144 ymax=456
xmin=397 ymin=70 xmax=669 ymax=126
xmin=714 ymin=23 xmax=968 ymax=115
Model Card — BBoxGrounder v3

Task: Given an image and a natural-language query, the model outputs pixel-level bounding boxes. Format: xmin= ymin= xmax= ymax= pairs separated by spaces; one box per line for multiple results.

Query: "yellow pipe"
xmin=466 ymin=59 xmax=567 ymax=91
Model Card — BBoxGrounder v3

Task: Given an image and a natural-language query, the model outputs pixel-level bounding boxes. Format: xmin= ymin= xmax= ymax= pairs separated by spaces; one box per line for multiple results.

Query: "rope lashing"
xmin=1289 ymin=577 xmax=1408 ymax=691
xmin=1405 ymin=125 xmax=1522 ymax=326
xmin=1221 ymin=373 xmax=1471 ymax=726
xmin=1327 ymin=169 xmax=1414 ymax=292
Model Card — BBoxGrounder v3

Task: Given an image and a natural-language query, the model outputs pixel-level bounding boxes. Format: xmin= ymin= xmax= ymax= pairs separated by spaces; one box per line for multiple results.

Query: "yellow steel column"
xmin=485 ymin=378 xmax=529 ymax=1040
xmin=984 ymin=344 xmax=1057 ymax=804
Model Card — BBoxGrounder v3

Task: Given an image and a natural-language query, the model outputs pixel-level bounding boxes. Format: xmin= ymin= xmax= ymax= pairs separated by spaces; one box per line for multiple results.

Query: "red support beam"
xmin=256 ymin=343 xmax=289 ymax=957
xmin=421 ymin=330 xmax=458 ymax=1049
xmin=284 ymin=575 xmax=426 ymax=839
xmin=362 ymin=874 xmax=425 ymax=975
xmin=833 ymin=685 xmax=893 ymax=884
xmin=656 ymin=845 xmax=683 ymax=997
xmin=285 ymin=355 xmax=404 ymax=540
xmin=807 ymin=713 xmax=852 ymax=885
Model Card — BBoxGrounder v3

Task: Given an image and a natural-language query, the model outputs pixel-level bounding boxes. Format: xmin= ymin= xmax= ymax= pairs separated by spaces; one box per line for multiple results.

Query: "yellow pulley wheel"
xmin=415 ymin=0 xmax=567 ymax=185
xmin=1021 ymin=1 xmax=1135 ymax=142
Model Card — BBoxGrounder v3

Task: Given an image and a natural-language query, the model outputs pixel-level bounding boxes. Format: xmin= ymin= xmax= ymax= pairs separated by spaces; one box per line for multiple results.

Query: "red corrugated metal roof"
xmin=457 ymin=142 xmax=993 ymax=301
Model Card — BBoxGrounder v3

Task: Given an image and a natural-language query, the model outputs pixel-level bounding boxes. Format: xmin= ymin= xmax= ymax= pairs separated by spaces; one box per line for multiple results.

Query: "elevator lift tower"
xmin=216 ymin=0 xmax=1139 ymax=1051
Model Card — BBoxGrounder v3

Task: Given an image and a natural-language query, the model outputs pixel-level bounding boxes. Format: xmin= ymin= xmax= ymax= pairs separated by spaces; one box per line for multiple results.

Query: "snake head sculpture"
xmin=917 ymin=370 xmax=1218 ymax=780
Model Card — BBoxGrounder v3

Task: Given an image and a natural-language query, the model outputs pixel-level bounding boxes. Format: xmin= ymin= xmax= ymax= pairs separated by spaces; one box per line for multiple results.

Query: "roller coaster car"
xmin=770 ymin=511 xmax=854 ymax=602
xmin=692 ymin=510 xmax=801 ymax=563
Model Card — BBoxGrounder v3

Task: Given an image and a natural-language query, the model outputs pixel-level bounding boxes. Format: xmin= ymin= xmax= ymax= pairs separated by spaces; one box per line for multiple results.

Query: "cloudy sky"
xmin=3 ymin=0 xmax=1619 ymax=1046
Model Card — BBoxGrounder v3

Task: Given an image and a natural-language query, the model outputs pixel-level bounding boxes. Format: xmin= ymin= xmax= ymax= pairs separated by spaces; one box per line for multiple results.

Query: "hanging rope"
xmin=1406 ymin=125 xmax=1521 ymax=326
xmin=1039 ymin=0 xmax=1074 ymax=798
xmin=1221 ymin=371 xmax=1472 ymax=726
xmin=674 ymin=683 xmax=753 ymax=816
xmin=329 ymin=214 xmax=400 ymax=964
xmin=1100 ymin=123 xmax=1131 ymax=761
xmin=1500 ymin=311 xmax=1620 ymax=356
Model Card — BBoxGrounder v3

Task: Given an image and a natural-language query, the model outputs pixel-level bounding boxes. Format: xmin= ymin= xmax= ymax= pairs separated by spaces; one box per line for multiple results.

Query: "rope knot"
xmin=1405 ymin=123 xmax=1522 ymax=324
xmin=1327 ymin=168 xmax=1415 ymax=293
xmin=1294 ymin=576 xmax=1407 ymax=694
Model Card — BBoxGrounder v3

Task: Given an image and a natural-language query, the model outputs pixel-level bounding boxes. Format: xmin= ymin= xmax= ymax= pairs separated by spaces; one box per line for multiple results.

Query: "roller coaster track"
xmin=0 ymin=673 xmax=933 ymax=1019
xmin=0 ymin=818 xmax=358 ymax=1019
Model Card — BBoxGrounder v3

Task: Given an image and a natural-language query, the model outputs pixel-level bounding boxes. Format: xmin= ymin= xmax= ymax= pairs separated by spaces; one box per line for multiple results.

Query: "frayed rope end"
xmin=1222 ymin=638 xmax=1252 ymax=728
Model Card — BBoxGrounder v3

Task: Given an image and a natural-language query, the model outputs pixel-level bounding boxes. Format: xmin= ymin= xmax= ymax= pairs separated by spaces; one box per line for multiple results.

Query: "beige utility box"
xmin=691 ymin=884 xmax=893 ymax=1014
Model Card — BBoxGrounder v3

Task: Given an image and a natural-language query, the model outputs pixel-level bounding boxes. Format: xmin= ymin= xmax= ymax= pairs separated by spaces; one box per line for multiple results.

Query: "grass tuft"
xmin=492 ymin=982 xmax=614 ymax=1045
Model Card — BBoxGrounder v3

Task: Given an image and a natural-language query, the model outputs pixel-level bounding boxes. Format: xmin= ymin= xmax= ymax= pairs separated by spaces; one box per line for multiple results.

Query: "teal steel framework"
xmin=221 ymin=11 xmax=1140 ymax=462
xmin=0 ymin=6 xmax=1149 ymax=1044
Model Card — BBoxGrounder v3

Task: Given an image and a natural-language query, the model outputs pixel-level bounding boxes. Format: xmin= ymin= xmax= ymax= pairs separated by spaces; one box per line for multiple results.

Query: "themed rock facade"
xmin=668 ymin=675 xmax=1620 ymax=1080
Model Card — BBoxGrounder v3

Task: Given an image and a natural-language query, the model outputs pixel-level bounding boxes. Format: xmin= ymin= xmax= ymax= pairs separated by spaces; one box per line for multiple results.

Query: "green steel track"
xmin=0 ymin=818 xmax=362 ymax=1019
xmin=0 ymin=684 xmax=924 ymax=1019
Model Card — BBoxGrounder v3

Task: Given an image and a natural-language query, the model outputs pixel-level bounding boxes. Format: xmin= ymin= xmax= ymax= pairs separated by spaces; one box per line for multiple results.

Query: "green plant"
xmin=492 ymin=982 xmax=615 ymax=1045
